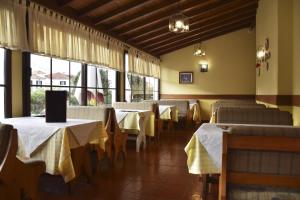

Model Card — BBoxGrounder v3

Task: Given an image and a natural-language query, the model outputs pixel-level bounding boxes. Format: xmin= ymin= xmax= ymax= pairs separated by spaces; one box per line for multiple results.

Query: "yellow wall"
xmin=255 ymin=0 xmax=278 ymax=95
xmin=256 ymin=0 xmax=300 ymax=125
xmin=278 ymin=0 xmax=293 ymax=95
xmin=160 ymin=28 xmax=256 ymax=120
xmin=160 ymin=28 xmax=256 ymax=95
xmin=11 ymin=50 xmax=23 ymax=117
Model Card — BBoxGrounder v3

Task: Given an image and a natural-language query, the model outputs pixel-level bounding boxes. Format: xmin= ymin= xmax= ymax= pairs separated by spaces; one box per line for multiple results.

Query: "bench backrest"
xmin=219 ymin=126 xmax=300 ymax=200
xmin=212 ymin=100 xmax=259 ymax=115
xmin=216 ymin=107 xmax=292 ymax=125
xmin=156 ymin=100 xmax=189 ymax=118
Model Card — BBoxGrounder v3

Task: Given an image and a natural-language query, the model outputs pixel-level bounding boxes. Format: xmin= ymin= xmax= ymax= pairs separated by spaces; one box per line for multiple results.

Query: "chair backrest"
xmin=219 ymin=126 xmax=300 ymax=200
xmin=112 ymin=102 xmax=158 ymax=117
xmin=156 ymin=100 xmax=189 ymax=118
xmin=216 ymin=107 xmax=292 ymax=125
xmin=212 ymin=100 xmax=259 ymax=115
xmin=67 ymin=106 xmax=116 ymax=133
xmin=67 ymin=106 xmax=109 ymax=121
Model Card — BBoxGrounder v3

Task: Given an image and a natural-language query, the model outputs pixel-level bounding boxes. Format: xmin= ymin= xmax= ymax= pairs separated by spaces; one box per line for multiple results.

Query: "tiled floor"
xmin=39 ymin=127 xmax=203 ymax=200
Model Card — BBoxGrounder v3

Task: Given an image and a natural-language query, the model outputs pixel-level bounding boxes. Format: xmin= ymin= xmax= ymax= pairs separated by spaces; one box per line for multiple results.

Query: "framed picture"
xmin=179 ymin=71 xmax=193 ymax=84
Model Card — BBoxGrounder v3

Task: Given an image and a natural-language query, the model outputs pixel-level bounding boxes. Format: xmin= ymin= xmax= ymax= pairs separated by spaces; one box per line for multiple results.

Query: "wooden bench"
xmin=219 ymin=126 xmax=300 ymax=200
xmin=0 ymin=124 xmax=45 ymax=200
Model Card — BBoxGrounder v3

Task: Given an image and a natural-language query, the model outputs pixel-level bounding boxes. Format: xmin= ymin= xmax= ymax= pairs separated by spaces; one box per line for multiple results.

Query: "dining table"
xmin=1 ymin=117 xmax=107 ymax=182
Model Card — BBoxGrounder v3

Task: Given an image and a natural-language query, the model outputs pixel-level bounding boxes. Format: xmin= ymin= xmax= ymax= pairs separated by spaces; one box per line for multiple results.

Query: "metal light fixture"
xmin=169 ymin=13 xmax=189 ymax=33
xmin=193 ymin=43 xmax=206 ymax=57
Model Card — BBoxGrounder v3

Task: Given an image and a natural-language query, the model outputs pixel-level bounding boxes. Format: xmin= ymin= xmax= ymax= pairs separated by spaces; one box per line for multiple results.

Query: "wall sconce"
xmin=200 ymin=63 xmax=208 ymax=72
xmin=256 ymin=38 xmax=271 ymax=75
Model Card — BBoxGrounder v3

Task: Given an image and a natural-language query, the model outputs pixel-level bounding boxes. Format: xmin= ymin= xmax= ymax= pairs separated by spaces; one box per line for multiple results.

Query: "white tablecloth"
xmin=115 ymin=109 xmax=151 ymax=152
xmin=185 ymin=123 xmax=295 ymax=175
xmin=1 ymin=117 xmax=105 ymax=182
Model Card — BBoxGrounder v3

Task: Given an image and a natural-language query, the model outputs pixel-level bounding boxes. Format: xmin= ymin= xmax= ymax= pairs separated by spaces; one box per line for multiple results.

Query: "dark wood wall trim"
xmin=256 ymin=95 xmax=300 ymax=106
xmin=160 ymin=94 xmax=255 ymax=100
xmin=161 ymin=94 xmax=300 ymax=106
xmin=4 ymin=49 xmax=12 ymax=118
xmin=255 ymin=95 xmax=277 ymax=105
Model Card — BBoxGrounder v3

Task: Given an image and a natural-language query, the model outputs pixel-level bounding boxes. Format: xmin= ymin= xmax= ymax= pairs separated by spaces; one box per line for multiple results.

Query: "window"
xmin=0 ymin=48 xmax=5 ymax=118
xmin=30 ymin=54 xmax=83 ymax=116
xmin=125 ymin=53 xmax=159 ymax=102
xmin=145 ymin=77 xmax=159 ymax=100
xmin=87 ymin=65 xmax=116 ymax=105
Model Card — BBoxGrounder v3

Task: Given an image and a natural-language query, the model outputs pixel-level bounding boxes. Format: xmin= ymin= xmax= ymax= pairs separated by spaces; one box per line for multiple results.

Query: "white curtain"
xmin=28 ymin=2 xmax=123 ymax=72
xmin=108 ymin=38 xmax=124 ymax=72
xmin=89 ymin=30 xmax=109 ymax=67
xmin=0 ymin=0 xmax=28 ymax=50
xmin=128 ymin=47 xmax=160 ymax=78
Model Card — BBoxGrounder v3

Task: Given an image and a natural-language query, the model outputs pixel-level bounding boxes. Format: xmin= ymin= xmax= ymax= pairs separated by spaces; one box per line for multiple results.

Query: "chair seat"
xmin=228 ymin=186 xmax=300 ymax=200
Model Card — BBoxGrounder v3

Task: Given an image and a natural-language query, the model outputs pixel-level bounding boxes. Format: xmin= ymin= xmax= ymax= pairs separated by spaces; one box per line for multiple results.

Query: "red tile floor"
xmin=39 ymin=127 xmax=204 ymax=200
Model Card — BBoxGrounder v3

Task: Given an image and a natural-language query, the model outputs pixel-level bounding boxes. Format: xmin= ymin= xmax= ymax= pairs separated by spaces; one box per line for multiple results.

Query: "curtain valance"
xmin=0 ymin=0 xmax=28 ymax=50
xmin=28 ymin=2 xmax=124 ymax=71
xmin=128 ymin=48 xmax=160 ymax=78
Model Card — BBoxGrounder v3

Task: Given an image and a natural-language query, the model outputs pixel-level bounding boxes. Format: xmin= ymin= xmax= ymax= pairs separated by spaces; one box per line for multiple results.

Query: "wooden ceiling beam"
xmin=148 ymin=19 xmax=253 ymax=53
xmin=154 ymin=23 xmax=251 ymax=56
xmin=120 ymin=0 xmax=257 ymax=38
xmin=131 ymin=3 xmax=257 ymax=44
xmin=93 ymin=0 xmax=151 ymax=26
xmin=107 ymin=0 xmax=180 ymax=31
xmin=77 ymin=0 xmax=112 ymax=18
xmin=57 ymin=0 xmax=73 ymax=8
xmin=143 ymin=12 xmax=256 ymax=49
xmin=118 ymin=0 xmax=221 ymax=36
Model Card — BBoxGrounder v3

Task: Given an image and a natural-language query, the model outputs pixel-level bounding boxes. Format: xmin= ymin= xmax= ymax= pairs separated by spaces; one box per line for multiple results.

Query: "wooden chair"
xmin=219 ymin=129 xmax=300 ymax=200
xmin=0 ymin=124 xmax=45 ymax=200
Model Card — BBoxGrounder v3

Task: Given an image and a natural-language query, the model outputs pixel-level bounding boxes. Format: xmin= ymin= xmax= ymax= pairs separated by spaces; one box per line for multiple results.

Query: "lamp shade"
xmin=169 ymin=13 xmax=189 ymax=33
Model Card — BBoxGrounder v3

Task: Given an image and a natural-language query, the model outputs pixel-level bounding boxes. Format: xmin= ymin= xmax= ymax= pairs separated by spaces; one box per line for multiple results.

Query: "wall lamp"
xmin=199 ymin=61 xmax=208 ymax=72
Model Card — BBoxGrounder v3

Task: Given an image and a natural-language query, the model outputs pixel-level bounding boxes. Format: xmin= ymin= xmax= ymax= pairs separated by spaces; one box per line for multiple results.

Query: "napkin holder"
xmin=45 ymin=90 xmax=67 ymax=122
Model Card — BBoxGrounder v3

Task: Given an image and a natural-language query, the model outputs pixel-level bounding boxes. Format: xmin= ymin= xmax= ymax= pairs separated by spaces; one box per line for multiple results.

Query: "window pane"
xmin=145 ymin=77 xmax=154 ymax=100
xmin=131 ymin=74 xmax=144 ymax=91
xmin=132 ymin=90 xmax=144 ymax=102
xmin=70 ymin=62 xmax=82 ymax=87
xmin=125 ymin=73 xmax=131 ymax=90
xmin=108 ymin=69 xmax=116 ymax=88
xmin=87 ymin=65 xmax=97 ymax=88
xmin=31 ymin=87 xmax=50 ymax=116
xmin=87 ymin=88 xmax=97 ymax=106
xmin=0 ymin=87 xmax=4 ymax=119
xmin=125 ymin=90 xmax=131 ymax=102
xmin=154 ymin=91 xmax=159 ymax=100
xmin=70 ymin=87 xmax=82 ymax=106
xmin=97 ymin=88 xmax=116 ymax=105
xmin=31 ymin=54 xmax=51 ymax=86
xmin=154 ymin=78 xmax=159 ymax=92
xmin=52 ymin=58 xmax=70 ymax=86
xmin=0 ymin=48 xmax=4 ymax=85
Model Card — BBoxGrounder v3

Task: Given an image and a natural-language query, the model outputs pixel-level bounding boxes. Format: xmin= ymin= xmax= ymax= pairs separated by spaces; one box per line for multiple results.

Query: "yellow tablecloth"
xmin=190 ymin=103 xmax=201 ymax=122
xmin=184 ymin=134 xmax=219 ymax=175
xmin=4 ymin=118 xmax=107 ymax=183
xmin=159 ymin=105 xmax=179 ymax=122
xmin=116 ymin=110 xmax=152 ymax=152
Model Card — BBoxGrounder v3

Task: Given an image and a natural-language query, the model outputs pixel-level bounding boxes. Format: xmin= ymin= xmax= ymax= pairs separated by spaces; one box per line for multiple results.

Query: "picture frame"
xmin=179 ymin=71 xmax=193 ymax=84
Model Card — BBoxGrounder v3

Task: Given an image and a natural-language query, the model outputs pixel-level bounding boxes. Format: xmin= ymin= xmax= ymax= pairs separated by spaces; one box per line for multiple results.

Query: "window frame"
xmin=23 ymin=53 xmax=120 ymax=116
xmin=29 ymin=54 xmax=86 ymax=115
xmin=0 ymin=48 xmax=12 ymax=118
